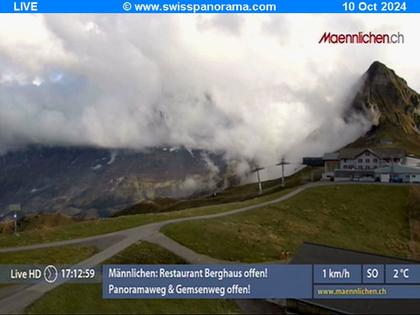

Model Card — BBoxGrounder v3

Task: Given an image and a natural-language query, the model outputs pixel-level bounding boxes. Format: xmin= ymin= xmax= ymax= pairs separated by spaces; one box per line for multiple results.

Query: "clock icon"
xmin=43 ymin=265 xmax=58 ymax=284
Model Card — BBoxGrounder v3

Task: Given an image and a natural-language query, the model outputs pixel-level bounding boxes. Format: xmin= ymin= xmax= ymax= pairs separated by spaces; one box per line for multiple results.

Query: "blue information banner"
xmin=102 ymin=264 xmax=420 ymax=299
xmin=102 ymin=264 xmax=313 ymax=299
xmin=0 ymin=0 xmax=419 ymax=14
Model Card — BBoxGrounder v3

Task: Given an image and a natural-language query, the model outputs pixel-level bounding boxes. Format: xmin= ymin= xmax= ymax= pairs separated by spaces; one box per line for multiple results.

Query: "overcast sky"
xmin=0 ymin=14 xmax=419 ymax=165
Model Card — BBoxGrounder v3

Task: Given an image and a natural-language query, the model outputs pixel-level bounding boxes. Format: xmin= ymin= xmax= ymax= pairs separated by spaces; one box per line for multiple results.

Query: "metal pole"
xmin=256 ymin=169 xmax=263 ymax=194
xmin=276 ymin=158 xmax=290 ymax=188
xmin=14 ymin=211 xmax=17 ymax=235
xmin=281 ymin=162 xmax=285 ymax=187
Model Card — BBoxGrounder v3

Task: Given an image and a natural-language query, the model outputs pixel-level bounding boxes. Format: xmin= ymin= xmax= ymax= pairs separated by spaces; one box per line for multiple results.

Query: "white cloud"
xmin=0 ymin=14 xmax=419 ymax=164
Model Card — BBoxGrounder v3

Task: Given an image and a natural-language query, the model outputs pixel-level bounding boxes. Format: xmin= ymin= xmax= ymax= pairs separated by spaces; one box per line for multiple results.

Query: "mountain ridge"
xmin=0 ymin=146 xmax=227 ymax=218
xmin=345 ymin=61 xmax=420 ymax=155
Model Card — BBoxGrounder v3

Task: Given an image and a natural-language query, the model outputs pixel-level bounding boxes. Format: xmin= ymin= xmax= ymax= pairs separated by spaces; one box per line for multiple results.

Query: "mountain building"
xmin=320 ymin=147 xmax=420 ymax=182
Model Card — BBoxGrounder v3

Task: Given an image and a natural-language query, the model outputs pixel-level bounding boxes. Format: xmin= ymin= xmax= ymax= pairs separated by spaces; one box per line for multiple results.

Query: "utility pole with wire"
xmin=252 ymin=166 xmax=264 ymax=194
xmin=276 ymin=158 xmax=290 ymax=187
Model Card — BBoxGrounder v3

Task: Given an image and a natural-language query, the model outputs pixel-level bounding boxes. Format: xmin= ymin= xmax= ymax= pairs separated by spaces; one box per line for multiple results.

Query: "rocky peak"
xmin=348 ymin=61 xmax=420 ymax=134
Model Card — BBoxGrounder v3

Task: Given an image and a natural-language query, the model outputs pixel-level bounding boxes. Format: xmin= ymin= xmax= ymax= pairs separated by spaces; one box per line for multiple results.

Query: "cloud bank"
xmin=0 ymin=14 xmax=419 ymax=166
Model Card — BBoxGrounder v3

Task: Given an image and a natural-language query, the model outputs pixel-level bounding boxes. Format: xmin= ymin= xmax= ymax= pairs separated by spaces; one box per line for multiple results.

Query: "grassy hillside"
xmin=18 ymin=213 xmax=78 ymax=231
xmin=408 ymin=186 xmax=420 ymax=259
xmin=25 ymin=241 xmax=240 ymax=315
xmin=0 ymin=245 xmax=97 ymax=265
xmin=114 ymin=166 xmax=322 ymax=217
xmin=348 ymin=124 xmax=420 ymax=156
xmin=163 ymin=185 xmax=413 ymax=262
xmin=0 ymin=213 xmax=78 ymax=234
xmin=0 ymin=187 xmax=295 ymax=248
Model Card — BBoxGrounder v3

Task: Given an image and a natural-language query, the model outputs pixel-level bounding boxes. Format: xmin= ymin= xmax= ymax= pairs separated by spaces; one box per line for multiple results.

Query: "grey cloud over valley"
xmin=0 ymin=14 xmax=419 ymax=166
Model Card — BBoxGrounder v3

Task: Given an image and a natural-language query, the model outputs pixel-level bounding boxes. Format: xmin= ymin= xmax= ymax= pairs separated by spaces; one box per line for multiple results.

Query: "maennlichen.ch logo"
xmin=319 ymin=31 xmax=405 ymax=44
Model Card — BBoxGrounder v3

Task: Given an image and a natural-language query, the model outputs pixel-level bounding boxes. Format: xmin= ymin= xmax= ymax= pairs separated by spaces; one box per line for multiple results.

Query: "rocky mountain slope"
xmin=345 ymin=61 xmax=420 ymax=154
xmin=0 ymin=146 xmax=227 ymax=218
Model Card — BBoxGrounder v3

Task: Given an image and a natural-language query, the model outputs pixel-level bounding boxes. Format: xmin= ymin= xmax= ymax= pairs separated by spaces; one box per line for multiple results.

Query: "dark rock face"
xmin=347 ymin=61 xmax=420 ymax=134
xmin=0 ymin=146 xmax=226 ymax=217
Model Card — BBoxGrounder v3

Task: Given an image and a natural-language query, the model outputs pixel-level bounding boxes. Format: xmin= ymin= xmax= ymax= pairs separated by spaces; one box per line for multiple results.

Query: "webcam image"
xmin=0 ymin=4 xmax=420 ymax=315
